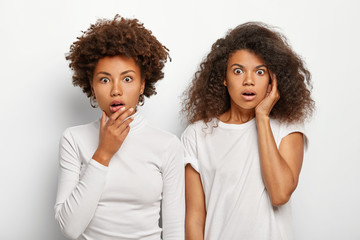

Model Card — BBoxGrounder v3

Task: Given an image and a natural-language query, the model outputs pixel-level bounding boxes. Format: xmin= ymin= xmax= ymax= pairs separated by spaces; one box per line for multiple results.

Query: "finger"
xmin=271 ymin=74 xmax=278 ymax=91
xmin=273 ymin=79 xmax=280 ymax=99
xmin=114 ymin=118 xmax=132 ymax=141
xmin=268 ymin=76 xmax=279 ymax=97
xmin=120 ymin=119 xmax=132 ymax=134
xmin=108 ymin=106 xmax=126 ymax=124
xmin=114 ymin=107 xmax=134 ymax=128
xmin=118 ymin=124 xmax=131 ymax=141
xmin=266 ymin=84 xmax=272 ymax=94
xmin=269 ymin=71 xmax=276 ymax=81
xmin=113 ymin=117 xmax=132 ymax=136
xmin=116 ymin=115 xmax=134 ymax=132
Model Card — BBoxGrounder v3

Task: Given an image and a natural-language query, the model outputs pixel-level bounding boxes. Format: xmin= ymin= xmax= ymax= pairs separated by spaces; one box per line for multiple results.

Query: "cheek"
xmin=124 ymin=85 xmax=142 ymax=102
xmin=227 ymin=82 xmax=242 ymax=97
xmin=93 ymin=86 xmax=106 ymax=100
xmin=258 ymin=83 xmax=270 ymax=97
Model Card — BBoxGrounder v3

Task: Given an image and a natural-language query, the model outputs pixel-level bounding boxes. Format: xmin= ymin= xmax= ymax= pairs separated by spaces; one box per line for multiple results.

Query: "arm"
xmin=161 ymin=138 xmax=185 ymax=240
xmin=55 ymin=130 xmax=108 ymax=239
xmin=55 ymin=108 xmax=134 ymax=238
xmin=255 ymin=75 xmax=304 ymax=206
xmin=256 ymin=118 xmax=304 ymax=206
xmin=185 ymin=164 xmax=206 ymax=240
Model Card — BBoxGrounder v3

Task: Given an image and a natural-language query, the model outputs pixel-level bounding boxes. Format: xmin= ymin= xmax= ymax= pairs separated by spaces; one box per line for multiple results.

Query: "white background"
xmin=0 ymin=0 xmax=359 ymax=239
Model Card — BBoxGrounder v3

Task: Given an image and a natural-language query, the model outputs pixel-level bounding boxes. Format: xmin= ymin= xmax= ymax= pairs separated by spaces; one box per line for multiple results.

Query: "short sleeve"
xmin=181 ymin=125 xmax=200 ymax=172
xmin=279 ymin=122 xmax=308 ymax=150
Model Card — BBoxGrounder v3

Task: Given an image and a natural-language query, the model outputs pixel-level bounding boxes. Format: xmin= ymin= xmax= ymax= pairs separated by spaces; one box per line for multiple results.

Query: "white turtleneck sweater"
xmin=55 ymin=112 xmax=185 ymax=240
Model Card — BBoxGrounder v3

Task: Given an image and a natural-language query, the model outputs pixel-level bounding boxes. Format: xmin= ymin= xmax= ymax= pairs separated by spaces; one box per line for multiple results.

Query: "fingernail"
xmin=129 ymin=108 xmax=134 ymax=112
xmin=120 ymin=106 xmax=125 ymax=111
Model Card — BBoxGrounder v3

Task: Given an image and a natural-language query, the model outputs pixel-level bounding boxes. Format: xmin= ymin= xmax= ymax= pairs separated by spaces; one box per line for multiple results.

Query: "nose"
xmin=243 ymin=73 xmax=255 ymax=86
xmin=111 ymin=81 xmax=122 ymax=96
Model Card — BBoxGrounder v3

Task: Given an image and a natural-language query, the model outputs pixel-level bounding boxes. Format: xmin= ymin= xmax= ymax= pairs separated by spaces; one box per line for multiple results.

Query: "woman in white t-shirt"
xmin=182 ymin=22 xmax=314 ymax=239
xmin=54 ymin=15 xmax=184 ymax=240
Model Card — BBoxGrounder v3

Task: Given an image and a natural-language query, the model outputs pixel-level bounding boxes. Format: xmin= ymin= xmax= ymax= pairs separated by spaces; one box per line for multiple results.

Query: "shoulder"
xmin=181 ymin=122 xmax=197 ymax=138
xmin=61 ymin=119 xmax=99 ymax=143
xmin=142 ymin=125 xmax=184 ymax=169
xmin=270 ymin=118 xmax=306 ymax=134
xmin=142 ymin=124 xmax=182 ymax=149
xmin=270 ymin=118 xmax=307 ymax=147
xmin=181 ymin=119 xmax=215 ymax=140
xmin=145 ymin=124 xmax=179 ymax=141
xmin=58 ymin=120 xmax=100 ymax=161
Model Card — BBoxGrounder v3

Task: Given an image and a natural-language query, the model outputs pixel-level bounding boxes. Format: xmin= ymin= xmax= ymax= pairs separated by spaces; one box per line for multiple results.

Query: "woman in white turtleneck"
xmin=54 ymin=15 xmax=184 ymax=240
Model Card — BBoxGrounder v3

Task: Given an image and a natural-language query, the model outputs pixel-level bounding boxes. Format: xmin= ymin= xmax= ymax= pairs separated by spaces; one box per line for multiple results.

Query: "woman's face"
xmin=92 ymin=55 xmax=145 ymax=116
xmin=225 ymin=49 xmax=271 ymax=111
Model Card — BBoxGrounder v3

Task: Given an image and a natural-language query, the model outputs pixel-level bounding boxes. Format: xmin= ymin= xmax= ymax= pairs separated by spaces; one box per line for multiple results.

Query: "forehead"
xmin=228 ymin=50 xmax=265 ymax=67
xmin=94 ymin=55 xmax=140 ymax=73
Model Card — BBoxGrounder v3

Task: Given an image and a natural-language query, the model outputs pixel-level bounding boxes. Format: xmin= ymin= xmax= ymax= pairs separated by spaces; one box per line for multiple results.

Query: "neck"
xmin=219 ymin=104 xmax=255 ymax=124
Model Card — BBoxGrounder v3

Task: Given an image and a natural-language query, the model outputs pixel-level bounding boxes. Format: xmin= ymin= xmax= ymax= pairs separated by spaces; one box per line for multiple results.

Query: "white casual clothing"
xmin=55 ymin=112 xmax=185 ymax=240
xmin=181 ymin=118 xmax=306 ymax=240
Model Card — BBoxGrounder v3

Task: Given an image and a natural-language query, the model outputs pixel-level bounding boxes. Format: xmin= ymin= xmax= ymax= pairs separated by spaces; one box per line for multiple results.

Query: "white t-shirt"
xmin=55 ymin=112 xmax=185 ymax=240
xmin=181 ymin=117 xmax=306 ymax=240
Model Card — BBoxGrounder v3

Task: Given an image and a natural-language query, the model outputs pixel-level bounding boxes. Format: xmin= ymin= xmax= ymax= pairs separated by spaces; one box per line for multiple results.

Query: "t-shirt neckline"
xmin=217 ymin=117 xmax=256 ymax=130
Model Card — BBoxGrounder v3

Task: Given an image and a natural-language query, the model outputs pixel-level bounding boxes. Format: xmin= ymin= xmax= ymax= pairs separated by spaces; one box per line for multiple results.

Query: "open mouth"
xmin=111 ymin=103 xmax=124 ymax=107
xmin=241 ymin=91 xmax=256 ymax=100
xmin=242 ymin=92 xmax=255 ymax=96
xmin=110 ymin=101 xmax=125 ymax=112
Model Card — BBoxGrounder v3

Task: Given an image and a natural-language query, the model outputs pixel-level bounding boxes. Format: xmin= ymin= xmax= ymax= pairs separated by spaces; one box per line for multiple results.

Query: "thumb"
xmin=100 ymin=111 xmax=107 ymax=128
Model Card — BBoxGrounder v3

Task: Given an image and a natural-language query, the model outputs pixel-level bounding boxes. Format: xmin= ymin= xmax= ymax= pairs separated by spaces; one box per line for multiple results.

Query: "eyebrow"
xmin=230 ymin=64 xmax=245 ymax=69
xmin=120 ymin=70 xmax=136 ymax=75
xmin=230 ymin=64 xmax=267 ymax=69
xmin=96 ymin=71 xmax=111 ymax=76
xmin=95 ymin=70 xmax=136 ymax=76
xmin=255 ymin=65 xmax=267 ymax=69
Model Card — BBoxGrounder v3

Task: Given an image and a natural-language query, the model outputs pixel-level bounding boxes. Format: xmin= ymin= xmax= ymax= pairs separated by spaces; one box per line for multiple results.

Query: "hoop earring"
xmin=138 ymin=94 xmax=145 ymax=106
xmin=90 ymin=96 xmax=98 ymax=108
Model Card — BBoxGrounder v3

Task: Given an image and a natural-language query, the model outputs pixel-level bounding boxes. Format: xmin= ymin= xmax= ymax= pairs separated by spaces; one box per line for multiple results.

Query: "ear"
xmin=140 ymin=79 xmax=145 ymax=94
xmin=89 ymin=78 xmax=95 ymax=95
xmin=91 ymin=87 xmax=96 ymax=98
xmin=223 ymin=79 xmax=227 ymax=87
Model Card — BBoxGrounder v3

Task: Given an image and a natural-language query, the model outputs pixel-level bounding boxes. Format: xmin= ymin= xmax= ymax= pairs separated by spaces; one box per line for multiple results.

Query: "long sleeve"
xmin=54 ymin=129 xmax=108 ymax=239
xmin=161 ymin=136 xmax=185 ymax=240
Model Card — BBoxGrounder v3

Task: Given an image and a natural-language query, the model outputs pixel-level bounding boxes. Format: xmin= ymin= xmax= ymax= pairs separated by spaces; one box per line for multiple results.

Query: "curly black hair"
xmin=66 ymin=15 xmax=170 ymax=101
xmin=183 ymin=22 xmax=314 ymax=124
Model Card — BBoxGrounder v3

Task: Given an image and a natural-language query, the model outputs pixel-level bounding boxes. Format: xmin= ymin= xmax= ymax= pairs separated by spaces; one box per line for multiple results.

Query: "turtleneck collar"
xmin=129 ymin=111 xmax=146 ymax=133
xmin=96 ymin=111 xmax=146 ymax=134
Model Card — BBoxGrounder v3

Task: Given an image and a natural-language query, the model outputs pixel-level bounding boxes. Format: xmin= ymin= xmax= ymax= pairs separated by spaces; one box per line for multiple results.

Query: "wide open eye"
xmin=234 ymin=68 xmax=243 ymax=74
xmin=123 ymin=76 xmax=133 ymax=83
xmin=256 ymin=69 xmax=265 ymax=75
xmin=100 ymin=77 xmax=110 ymax=83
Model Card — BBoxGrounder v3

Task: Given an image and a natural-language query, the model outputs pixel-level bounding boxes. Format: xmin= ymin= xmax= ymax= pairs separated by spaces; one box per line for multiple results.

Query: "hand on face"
xmin=92 ymin=107 xmax=134 ymax=166
xmin=255 ymin=73 xmax=280 ymax=118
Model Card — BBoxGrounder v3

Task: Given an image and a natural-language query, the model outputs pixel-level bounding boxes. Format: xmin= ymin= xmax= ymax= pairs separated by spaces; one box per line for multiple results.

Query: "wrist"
xmin=256 ymin=114 xmax=270 ymax=123
xmin=92 ymin=149 xmax=112 ymax=166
